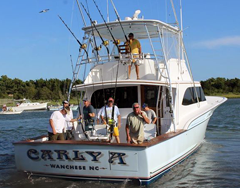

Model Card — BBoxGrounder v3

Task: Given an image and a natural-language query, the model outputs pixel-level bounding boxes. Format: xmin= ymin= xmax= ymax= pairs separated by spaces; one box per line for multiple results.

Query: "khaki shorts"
xmin=131 ymin=135 xmax=144 ymax=144
xmin=131 ymin=54 xmax=140 ymax=66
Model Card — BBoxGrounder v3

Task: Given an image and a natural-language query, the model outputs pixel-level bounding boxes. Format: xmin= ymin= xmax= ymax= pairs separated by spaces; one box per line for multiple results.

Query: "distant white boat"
xmin=0 ymin=109 xmax=23 ymax=115
xmin=11 ymin=98 xmax=48 ymax=111
xmin=48 ymin=104 xmax=78 ymax=111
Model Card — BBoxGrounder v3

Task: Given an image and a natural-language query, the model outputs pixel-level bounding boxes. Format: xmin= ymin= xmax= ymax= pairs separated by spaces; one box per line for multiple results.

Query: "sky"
xmin=0 ymin=0 xmax=239 ymax=82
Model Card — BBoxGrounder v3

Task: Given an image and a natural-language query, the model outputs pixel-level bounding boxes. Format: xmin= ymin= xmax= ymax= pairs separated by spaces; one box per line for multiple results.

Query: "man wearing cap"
xmin=81 ymin=98 xmax=95 ymax=131
xmin=127 ymin=33 xmax=141 ymax=80
xmin=142 ymin=103 xmax=157 ymax=124
xmin=126 ymin=102 xmax=150 ymax=144
xmin=100 ymin=97 xmax=121 ymax=143
xmin=63 ymin=100 xmax=74 ymax=140
xmin=48 ymin=108 xmax=68 ymax=141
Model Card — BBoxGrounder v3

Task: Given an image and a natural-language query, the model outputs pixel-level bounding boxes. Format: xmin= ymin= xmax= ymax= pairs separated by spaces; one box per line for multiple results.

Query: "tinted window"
xmin=182 ymin=87 xmax=206 ymax=105
xmin=142 ymin=85 xmax=158 ymax=108
xmin=91 ymin=86 xmax=138 ymax=108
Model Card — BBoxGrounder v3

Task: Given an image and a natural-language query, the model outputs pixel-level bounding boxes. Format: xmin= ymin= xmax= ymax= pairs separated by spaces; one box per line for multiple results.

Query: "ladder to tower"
xmin=67 ymin=34 xmax=90 ymax=101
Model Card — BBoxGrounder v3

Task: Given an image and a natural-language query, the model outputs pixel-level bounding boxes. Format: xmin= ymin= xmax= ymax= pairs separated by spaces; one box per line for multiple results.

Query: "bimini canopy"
xmin=82 ymin=19 xmax=180 ymax=41
xmin=72 ymin=80 xmax=174 ymax=92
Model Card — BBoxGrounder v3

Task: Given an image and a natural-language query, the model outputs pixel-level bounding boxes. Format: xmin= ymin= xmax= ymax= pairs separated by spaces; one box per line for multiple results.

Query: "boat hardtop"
xmin=82 ymin=19 xmax=180 ymax=40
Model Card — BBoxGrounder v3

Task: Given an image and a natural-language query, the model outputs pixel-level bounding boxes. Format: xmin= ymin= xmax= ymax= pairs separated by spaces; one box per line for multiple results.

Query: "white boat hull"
xmin=14 ymin=107 xmax=214 ymax=185
xmin=12 ymin=102 xmax=48 ymax=111
xmin=0 ymin=110 xmax=23 ymax=115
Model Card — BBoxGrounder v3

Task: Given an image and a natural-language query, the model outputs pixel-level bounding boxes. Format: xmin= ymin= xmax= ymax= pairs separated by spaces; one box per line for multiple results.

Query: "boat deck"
xmin=14 ymin=129 xmax=185 ymax=147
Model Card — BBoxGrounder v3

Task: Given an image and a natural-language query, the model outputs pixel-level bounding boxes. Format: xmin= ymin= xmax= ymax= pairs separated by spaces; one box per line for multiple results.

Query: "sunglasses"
xmin=133 ymin=106 xmax=139 ymax=109
xmin=108 ymin=100 xmax=113 ymax=102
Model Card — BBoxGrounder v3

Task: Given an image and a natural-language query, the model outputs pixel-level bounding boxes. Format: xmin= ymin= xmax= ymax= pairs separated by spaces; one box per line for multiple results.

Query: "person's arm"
xmin=101 ymin=115 xmax=107 ymax=124
xmin=125 ymin=124 xmax=131 ymax=143
xmin=140 ymin=111 xmax=150 ymax=124
xmin=100 ymin=107 xmax=107 ymax=124
xmin=49 ymin=119 xmax=56 ymax=134
xmin=139 ymin=45 xmax=142 ymax=55
xmin=152 ymin=117 xmax=157 ymax=124
xmin=89 ymin=112 xmax=95 ymax=118
xmin=117 ymin=115 xmax=121 ymax=129
xmin=89 ymin=105 xmax=95 ymax=117
xmin=152 ymin=110 xmax=157 ymax=124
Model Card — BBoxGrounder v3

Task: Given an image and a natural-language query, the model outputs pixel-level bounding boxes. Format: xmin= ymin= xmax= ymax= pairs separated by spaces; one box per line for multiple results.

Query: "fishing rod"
xmin=81 ymin=2 xmax=110 ymax=56
xmin=75 ymin=87 xmax=89 ymax=140
xmin=92 ymin=0 xmax=120 ymax=53
xmin=81 ymin=2 xmax=99 ymax=57
xmin=110 ymin=0 xmax=128 ymax=42
xmin=58 ymin=15 xmax=89 ymax=59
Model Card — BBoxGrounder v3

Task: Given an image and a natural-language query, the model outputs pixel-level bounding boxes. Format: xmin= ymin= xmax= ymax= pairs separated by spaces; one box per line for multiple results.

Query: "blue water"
xmin=0 ymin=99 xmax=240 ymax=188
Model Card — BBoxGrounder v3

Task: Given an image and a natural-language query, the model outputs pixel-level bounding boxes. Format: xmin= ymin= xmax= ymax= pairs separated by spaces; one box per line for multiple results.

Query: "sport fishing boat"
xmin=14 ymin=0 xmax=227 ymax=185
xmin=11 ymin=98 xmax=48 ymax=111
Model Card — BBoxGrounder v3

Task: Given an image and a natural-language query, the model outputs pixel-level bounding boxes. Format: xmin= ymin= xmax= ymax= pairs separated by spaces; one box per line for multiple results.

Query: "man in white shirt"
xmin=100 ymin=97 xmax=121 ymax=143
xmin=63 ymin=100 xmax=74 ymax=140
xmin=48 ymin=108 xmax=68 ymax=141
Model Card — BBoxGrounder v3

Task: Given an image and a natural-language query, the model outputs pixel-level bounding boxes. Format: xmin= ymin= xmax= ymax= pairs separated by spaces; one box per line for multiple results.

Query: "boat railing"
xmin=79 ymin=52 xmax=164 ymax=66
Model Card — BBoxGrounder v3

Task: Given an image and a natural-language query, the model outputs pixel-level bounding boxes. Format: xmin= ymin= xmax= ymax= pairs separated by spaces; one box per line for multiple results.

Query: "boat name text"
xmin=27 ymin=149 xmax=127 ymax=164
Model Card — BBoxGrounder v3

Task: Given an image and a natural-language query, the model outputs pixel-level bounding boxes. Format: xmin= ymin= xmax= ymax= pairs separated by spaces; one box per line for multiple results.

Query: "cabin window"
xmin=141 ymin=85 xmax=158 ymax=109
xmin=182 ymin=87 xmax=206 ymax=105
xmin=91 ymin=86 xmax=138 ymax=108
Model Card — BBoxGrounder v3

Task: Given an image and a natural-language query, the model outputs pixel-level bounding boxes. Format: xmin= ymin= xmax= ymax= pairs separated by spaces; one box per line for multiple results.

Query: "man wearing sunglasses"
xmin=126 ymin=102 xmax=150 ymax=144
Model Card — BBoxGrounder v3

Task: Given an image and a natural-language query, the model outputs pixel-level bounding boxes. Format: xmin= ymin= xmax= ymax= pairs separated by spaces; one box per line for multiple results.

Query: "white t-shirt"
xmin=97 ymin=106 xmax=104 ymax=120
xmin=100 ymin=105 xmax=120 ymax=123
xmin=48 ymin=111 xmax=66 ymax=133
xmin=65 ymin=109 xmax=73 ymax=130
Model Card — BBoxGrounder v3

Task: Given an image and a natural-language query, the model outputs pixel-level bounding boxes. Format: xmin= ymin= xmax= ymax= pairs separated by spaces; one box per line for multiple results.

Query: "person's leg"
xmin=65 ymin=130 xmax=71 ymax=140
xmin=128 ymin=65 xmax=131 ymax=79
xmin=115 ymin=136 xmax=120 ymax=143
xmin=113 ymin=127 xmax=120 ymax=143
xmin=57 ymin=133 xmax=65 ymax=140
xmin=135 ymin=65 xmax=139 ymax=79
xmin=48 ymin=132 xmax=57 ymax=141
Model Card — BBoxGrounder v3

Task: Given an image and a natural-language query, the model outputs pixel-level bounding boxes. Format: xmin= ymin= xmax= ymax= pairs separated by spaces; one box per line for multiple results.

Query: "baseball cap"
xmin=108 ymin=97 xmax=114 ymax=102
xmin=62 ymin=100 xmax=69 ymax=104
xmin=142 ymin=103 xmax=148 ymax=109
xmin=83 ymin=98 xmax=88 ymax=101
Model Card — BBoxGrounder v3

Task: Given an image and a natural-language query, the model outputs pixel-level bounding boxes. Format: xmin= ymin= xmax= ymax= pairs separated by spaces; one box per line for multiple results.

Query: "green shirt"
xmin=126 ymin=111 xmax=147 ymax=142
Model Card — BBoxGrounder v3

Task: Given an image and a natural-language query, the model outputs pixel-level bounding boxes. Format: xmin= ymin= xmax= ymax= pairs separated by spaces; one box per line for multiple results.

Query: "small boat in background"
xmin=0 ymin=108 xmax=23 ymax=115
xmin=11 ymin=98 xmax=48 ymax=111
xmin=48 ymin=104 xmax=78 ymax=111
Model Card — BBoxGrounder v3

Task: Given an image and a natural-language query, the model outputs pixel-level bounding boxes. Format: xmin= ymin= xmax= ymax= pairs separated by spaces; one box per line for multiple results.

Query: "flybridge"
xmin=82 ymin=19 xmax=180 ymax=41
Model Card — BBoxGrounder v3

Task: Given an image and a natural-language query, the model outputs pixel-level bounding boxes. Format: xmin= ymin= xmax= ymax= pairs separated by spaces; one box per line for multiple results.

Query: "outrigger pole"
xmin=81 ymin=2 xmax=110 ymax=56
xmin=81 ymin=2 xmax=99 ymax=58
xmin=109 ymin=0 xmax=128 ymax=42
xmin=58 ymin=15 xmax=90 ymax=102
xmin=58 ymin=15 xmax=89 ymax=59
xmin=92 ymin=0 xmax=120 ymax=53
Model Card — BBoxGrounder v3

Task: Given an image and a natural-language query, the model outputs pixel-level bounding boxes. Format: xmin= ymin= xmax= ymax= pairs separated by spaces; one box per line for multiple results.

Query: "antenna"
xmin=107 ymin=0 xmax=109 ymax=22
xmin=132 ymin=10 xmax=141 ymax=20
xmin=76 ymin=0 xmax=87 ymax=27
xmin=169 ymin=0 xmax=179 ymax=26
